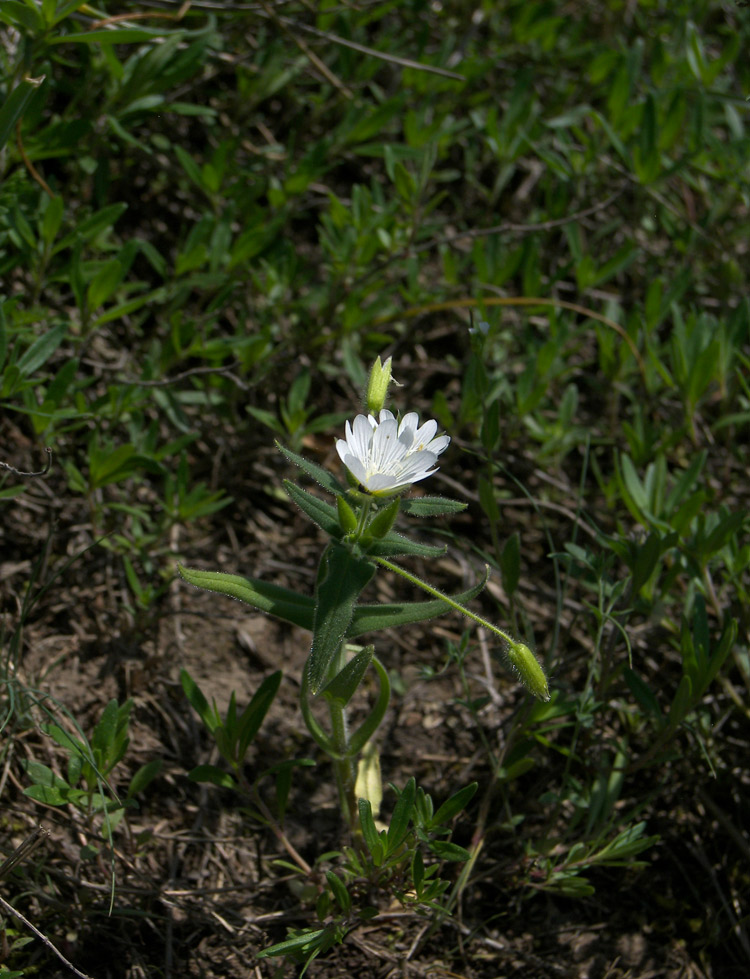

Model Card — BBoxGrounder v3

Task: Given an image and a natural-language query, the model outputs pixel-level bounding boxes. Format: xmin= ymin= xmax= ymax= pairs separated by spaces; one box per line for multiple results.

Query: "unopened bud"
xmin=507 ymin=641 xmax=550 ymax=701
xmin=366 ymin=356 xmax=393 ymax=414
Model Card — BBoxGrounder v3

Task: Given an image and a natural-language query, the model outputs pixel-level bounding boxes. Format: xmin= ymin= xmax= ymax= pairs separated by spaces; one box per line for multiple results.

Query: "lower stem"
xmin=330 ymin=706 xmax=356 ymax=831
xmin=328 ymin=641 xmax=357 ymax=832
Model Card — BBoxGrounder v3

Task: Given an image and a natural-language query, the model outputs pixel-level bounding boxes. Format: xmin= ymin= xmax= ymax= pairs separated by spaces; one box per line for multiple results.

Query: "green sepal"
xmin=276 ymin=441 xmax=345 ymax=496
xmin=337 ymin=494 xmax=358 ymax=534
xmin=400 ymin=496 xmax=468 ymax=517
xmin=347 ymin=568 xmax=489 ymax=637
xmin=307 ymin=544 xmax=376 ymax=693
xmin=320 ymin=645 xmax=374 ymax=707
xmin=178 ymin=565 xmax=314 ymax=630
xmin=367 ymin=497 xmax=400 ymax=538
xmin=284 ymin=480 xmax=342 ymax=538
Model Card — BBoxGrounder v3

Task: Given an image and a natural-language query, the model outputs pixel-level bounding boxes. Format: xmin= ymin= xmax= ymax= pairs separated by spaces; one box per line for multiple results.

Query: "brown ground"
xmin=1 ymin=405 xmax=746 ymax=979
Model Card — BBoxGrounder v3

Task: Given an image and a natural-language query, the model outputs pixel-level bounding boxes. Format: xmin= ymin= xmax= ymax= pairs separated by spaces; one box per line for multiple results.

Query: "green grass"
xmin=1 ymin=0 xmax=748 ymax=975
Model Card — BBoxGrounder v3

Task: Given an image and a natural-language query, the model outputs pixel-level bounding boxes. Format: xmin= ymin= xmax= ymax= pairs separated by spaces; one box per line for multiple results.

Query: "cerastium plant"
xmin=179 ymin=356 xmax=549 ymax=968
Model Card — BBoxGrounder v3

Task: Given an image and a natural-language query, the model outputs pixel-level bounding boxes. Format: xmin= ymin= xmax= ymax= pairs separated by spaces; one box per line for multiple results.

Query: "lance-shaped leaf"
xmin=0 ymin=76 xmax=44 ymax=152
xmin=400 ymin=496 xmax=468 ymax=517
xmin=307 ymin=544 xmax=375 ymax=694
xmin=431 ymin=782 xmax=478 ymax=827
xmin=276 ymin=441 xmax=345 ymax=497
xmin=283 ymin=480 xmax=342 ymax=538
xmin=179 ymin=565 xmax=314 ymax=630
xmin=320 ymin=645 xmax=374 ymax=707
xmin=387 ymin=777 xmax=417 ymax=852
xmin=347 ymin=567 xmax=489 ymax=637
xmin=237 ymin=670 xmax=282 ymax=759
xmin=366 ymin=532 xmax=446 ymax=558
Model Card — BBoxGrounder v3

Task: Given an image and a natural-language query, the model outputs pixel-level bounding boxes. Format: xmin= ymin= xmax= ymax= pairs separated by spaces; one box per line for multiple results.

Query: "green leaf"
xmin=412 ymin=847 xmax=424 ymax=893
xmin=387 ymin=777 xmax=416 ymax=852
xmin=665 ymin=451 xmax=707 ymax=512
xmin=54 ymin=203 xmax=128 ymax=253
xmin=173 ymin=144 xmax=205 ymax=190
xmin=256 ymin=929 xmax=327 ymax=958
xmin=633 ymin=94 xmax=659 ymax=184
xmin=630 ymin=531 xmax=662 ymax=595
xmin=43 ymin=722 xmax=87 ymax=758
xmin=400 ymin=496 xmax=467 ymax=517
xmin=237 ymin=670 xmax=283 ymax=759
xmin=40 ymin=195 xmax=64 ymax=245
xmin=325 ymin=870 xmax=351 ymax=913
xmin=702 ymin=510 xmax=747 ymax=557
xmin=276 ymin=442 xmax=346 ymax=496
xmin=87 ymin=258 xmax=124 ymax=309
xmin=0 ymin=76 xmax=44 ymax=151
xmin=187 ymin=765 xmax=237 ymax=789
xmin=283 ymin=480 xmax=341 ymax=538
xmin=178 ymin=566 xmax=314 ymax=630
xmin=260 ymin=758 xmax=316 ymax=822
xmin=358 ymin=798 xmax=384 ymax=866
xmin=127 ymin=759 xmax=162 ymax=798
xmin=21 ymin=759 xmax=70 ymax=790
xmin=48 ymin=28 xmax=168 ymax=44
xmin=91 ymin=699 xmax=120 ymax=756
xmin=23 ymin=784 xmax=69 ymax=806
xmin=320 ymin=645 xmax=373 ymax=707
xmin=307 ymin=544 xmax=376 ymax=694
xmin=428 ymin=840 xmax=471 ymax=861
xmin=0 ymin=2 xmax=43 ymax=32
xmin=667 ymin=674 xmax=693 ymax=728
xmin=347 ymin=568 xmax=489 ymax=637
xmin=50 ymin=0 xmax=91 ymax=25
xmin=180 ymin=668 xmax=221 ymax=733
xmin=366 ymin=532 xmax=446 ymax=559
xmin=624 ymin=667 xmax=662 ymax=721
xmin=16 ymin=324 xmax=66 ymax=376
xmin=431 ymin=782 xmax=478 ymax=827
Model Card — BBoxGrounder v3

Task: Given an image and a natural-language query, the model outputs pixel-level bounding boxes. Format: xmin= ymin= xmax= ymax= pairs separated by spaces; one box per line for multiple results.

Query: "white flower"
xmin=336 ymin=409 xmax=450 ymax=495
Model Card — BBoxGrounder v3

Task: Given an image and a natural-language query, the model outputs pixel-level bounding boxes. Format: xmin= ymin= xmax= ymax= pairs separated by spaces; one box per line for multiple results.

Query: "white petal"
xmin=412 ymin=418 xmax=438 ymax=450
xmin=349 ymin=414 xmax=375 ymax=460
xmin=425 ymin=434 xmax=450 ymax=456
xmin=341 ymin=451 xmax=367 ymax=485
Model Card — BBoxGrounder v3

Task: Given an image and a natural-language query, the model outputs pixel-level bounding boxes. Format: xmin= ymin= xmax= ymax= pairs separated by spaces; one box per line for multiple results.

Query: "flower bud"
xmin=366 ymin=356 xmax=393 ymax=414
xmin=507 ymin=640 xmax=550 ymax=701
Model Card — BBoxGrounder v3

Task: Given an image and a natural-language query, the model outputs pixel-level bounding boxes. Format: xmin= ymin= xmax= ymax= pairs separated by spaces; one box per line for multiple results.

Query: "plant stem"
xmin=327 ymin=640 xmax=357 ymax=831
xmin=354 ymin=497 xmax=372 ymax=541
xmin=374 ymin=557 xmax=515 ymax=646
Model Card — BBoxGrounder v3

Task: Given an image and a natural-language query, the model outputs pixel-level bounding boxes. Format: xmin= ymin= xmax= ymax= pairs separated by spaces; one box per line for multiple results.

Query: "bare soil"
xmin=1 ymin=409 xmax=746 ymax=979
